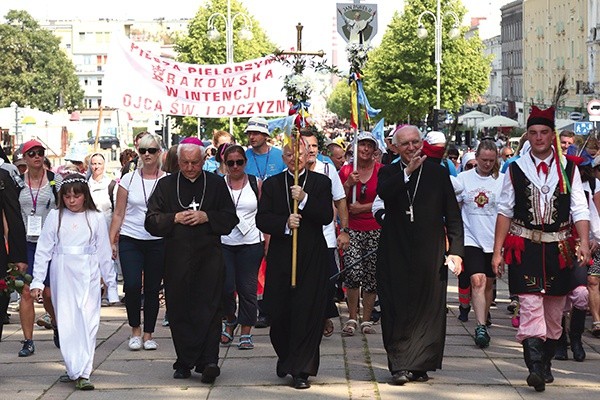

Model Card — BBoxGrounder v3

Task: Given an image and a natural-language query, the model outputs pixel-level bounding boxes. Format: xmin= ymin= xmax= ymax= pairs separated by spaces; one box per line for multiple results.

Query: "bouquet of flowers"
xmin=0 ymin=263 xmax=32 ymax=295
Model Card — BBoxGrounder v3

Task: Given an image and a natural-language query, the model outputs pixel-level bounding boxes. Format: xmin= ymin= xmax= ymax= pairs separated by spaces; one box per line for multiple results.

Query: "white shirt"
xmin=119 ymin=171 xmax=165 ymax=240
xmin=454 ymin=169 xmax=504 ymax=252
xmin=88 ymin=175 xmax=113 ymax=227
xmin=498 ymin=153 xmax=590 ymax=223
xmin=312 ymin=159 xmax=345 ymax=248
xmin=221 ymin=177 xmax=263 ymax=246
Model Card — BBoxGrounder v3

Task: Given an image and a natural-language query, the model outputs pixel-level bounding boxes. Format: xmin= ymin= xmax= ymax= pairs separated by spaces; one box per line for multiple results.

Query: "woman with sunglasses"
xmin=16 ymin=140 xmax=63 ymax=357
xmin=109 ymin=133 xmax=166 ymax=351
xmin=218 ymin=144 xmax=263 ymax=350
xmin=338 ymin=131 xmax=382 ymax=336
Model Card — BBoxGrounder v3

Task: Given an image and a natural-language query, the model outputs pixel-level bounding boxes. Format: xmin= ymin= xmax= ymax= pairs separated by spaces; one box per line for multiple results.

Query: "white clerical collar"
xmin=286 ymin=169 xmax=306 ymax=177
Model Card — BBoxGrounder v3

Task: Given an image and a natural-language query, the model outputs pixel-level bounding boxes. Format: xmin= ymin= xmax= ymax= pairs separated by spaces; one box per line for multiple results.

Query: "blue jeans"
xmin=119 ymin=235 xmax=165 ymax=333
xmin=221 ymin=242 xmax=263 ymax=326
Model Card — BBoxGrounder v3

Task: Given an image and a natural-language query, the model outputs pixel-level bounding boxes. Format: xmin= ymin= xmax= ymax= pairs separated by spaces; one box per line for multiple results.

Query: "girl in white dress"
xmin=30 ymin=174 xmax=118 ymax=390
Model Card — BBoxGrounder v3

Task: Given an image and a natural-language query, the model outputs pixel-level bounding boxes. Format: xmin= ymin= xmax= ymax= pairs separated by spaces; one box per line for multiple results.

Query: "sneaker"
xmin=143 ymin=339 xmax=158 ymax=350
xmin=18 ymin=339 xmax=35 ymax=357
xmin=162 ymin=315 xmax=169 ymax=327
xmin=36 ymin=313 xmax=53 ymax=329
xmin=474 ymin=324 xmax=490 ymax=348
xmin=128 ymin=336 xmax=142 ymax=350
xmin=255 ymin=315 xmax=270 ymax=329
xmin=507 ymin=299 xmax=519 ymax=313
xmin=458 ymin=305 xmax=470 ymax=322
xmin=101 ymin=298 xmax=110 ymax=307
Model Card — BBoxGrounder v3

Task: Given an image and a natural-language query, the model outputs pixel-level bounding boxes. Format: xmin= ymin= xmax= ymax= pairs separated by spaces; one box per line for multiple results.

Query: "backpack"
xmin=248 ymin=174 xmax=260 ymax=199
xmin=19 ymin=170 xmax=58 ymax=205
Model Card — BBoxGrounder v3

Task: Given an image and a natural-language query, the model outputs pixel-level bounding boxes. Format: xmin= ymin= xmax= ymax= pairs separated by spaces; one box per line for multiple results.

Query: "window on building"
xmin=98 ymin=80 xmax=102 ymax=86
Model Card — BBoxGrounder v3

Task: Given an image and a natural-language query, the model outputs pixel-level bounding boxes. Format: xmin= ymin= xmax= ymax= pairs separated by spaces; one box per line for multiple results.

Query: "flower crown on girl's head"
xmin=57 ymin=175 xmax=87 ymax=191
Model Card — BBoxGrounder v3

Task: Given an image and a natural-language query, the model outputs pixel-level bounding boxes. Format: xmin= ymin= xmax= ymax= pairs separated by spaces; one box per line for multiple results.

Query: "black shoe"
xmin=276 ymin=360 xmax=287 ymax=378
xmin=292 ymin=375 xmax=310 ymax=389
xmin=458 ymin=305 xmax=470 ymax=322
xmin=200 ymin=363 xmax=220 ymax=384
xmin=255 ymin=315 xmax=270 ymax=328
xmin=18 ymin=339 xmax=35 ymax=357
xmin=173 ymin=368 xmax=191 ymax=379
xmin=2 ymin=314 xmax=9 ymax=324
xmin=486 ymin=311 xmax=492 ymax=327
xmin=53 ymin=326 xmax=60 ymax=349
xmin=391 ymin=371 xmax=410 ymax=385
xmin=408 ymin=370 xmax=430 ymax=382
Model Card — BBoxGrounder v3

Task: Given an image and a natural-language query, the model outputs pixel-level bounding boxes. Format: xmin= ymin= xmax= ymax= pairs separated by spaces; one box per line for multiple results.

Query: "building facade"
xmin=501 ymin=0 xmax=523 ymax=124
xmin=482 ymin=35 xmax=502 ymax=115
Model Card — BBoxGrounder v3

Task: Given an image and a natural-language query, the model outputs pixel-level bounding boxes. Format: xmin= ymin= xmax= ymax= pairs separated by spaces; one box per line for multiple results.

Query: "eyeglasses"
xmin=504 ymin=153 xmax=514 ymax=157
xmin=26 ymin=149 xmax=45 ymax=158
xmin=465 ymin=163 xmax=476 ymax=170
xmin=226 ymin=159 xmax=245 ymax=167
xmin=139 ymin=148 xmax=159 ymax=155
xmin=360 ymin=183 xmax=367 ymax=200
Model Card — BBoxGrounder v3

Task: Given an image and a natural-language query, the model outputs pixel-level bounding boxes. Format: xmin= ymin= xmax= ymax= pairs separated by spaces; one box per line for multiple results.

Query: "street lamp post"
xmin=207 ymin=0 xmax=253 ymax=136
xmin=417 ymin=0 xmax=460 ymax=130
xmin=10 ymin=101 xmax=21 ymax=147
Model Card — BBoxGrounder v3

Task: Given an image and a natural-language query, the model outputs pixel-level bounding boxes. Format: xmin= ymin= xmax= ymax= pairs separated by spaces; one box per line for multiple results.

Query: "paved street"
xmin=1 ymin=275 xmax=599 ymax=400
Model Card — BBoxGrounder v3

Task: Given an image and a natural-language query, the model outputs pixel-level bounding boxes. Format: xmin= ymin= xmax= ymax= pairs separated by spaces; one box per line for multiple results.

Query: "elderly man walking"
xmin=376 ymin=125 xmax=464 ymax=385
xmin=145 ymin=138 xmax=238 ymax=382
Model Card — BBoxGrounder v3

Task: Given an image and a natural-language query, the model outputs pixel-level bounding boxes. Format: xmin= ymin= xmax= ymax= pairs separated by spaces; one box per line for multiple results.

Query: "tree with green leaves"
xmin=326 ymin=80 xmax=352 ymax=122
xmin=364 ymin=0 xmax=491 ymax=126
xmin=174 ymin=0 xmax=278 ymax=143
xmin=0 ymin=10 xmax=83 ymax=112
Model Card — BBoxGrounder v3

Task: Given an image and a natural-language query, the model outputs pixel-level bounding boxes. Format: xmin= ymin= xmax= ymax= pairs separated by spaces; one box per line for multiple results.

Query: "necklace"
xmin=226 ymin=174 xmax=247 ymax=208
xmin=177 ymin=171 xmax=207 ymax=211
xmin=251 ymin=147 xmax=271 ymax=180
xmin=140 ymin=169 xmax=160 ymax=207
xmin=405 ymin=165 xmax=423 ymax=223
xmin=285 ymin=170 xmax=308 ymax=215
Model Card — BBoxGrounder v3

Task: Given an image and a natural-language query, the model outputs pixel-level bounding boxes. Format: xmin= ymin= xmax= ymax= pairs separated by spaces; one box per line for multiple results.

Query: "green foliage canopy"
xmin=363 ymin=0 xmax=491 ymax=124
xmin=0 ymin=10 xmax=83 ymax=112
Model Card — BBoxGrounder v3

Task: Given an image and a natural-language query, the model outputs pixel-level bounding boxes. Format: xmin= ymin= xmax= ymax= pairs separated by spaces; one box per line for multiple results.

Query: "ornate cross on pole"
xmin=275 ymin=23 xmax=325 ymax=288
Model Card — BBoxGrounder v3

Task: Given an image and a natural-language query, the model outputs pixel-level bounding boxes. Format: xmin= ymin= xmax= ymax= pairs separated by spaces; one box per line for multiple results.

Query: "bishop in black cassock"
xmin=256 ymin=142 xmax=332 ymax=390
xmin=145 ymin=140 xmax=238 ymax=382
xmin=376 ymin=126 xmax=463 ymax=385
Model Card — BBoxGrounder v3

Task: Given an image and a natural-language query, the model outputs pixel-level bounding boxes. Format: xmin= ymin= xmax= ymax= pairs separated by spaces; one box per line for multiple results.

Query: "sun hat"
xmin=244 ymin=117 xmax=270 ymax=135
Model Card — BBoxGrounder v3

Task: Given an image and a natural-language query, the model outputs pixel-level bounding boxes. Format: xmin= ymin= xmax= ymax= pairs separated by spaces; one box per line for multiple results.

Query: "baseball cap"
xmin=22 ymin=139 xmax=45 ymax=155
xmin=356 ymin=131 xmax=377 ymax=147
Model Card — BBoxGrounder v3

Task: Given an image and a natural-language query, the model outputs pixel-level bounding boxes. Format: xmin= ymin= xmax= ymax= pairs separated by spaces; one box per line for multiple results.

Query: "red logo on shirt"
xmin=474 ymin=191 xmax=489 ymax=208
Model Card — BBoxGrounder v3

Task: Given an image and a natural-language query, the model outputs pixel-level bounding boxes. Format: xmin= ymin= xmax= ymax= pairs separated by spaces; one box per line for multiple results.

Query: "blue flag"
xmin=371 ymin=118 xmax=386 ymax=153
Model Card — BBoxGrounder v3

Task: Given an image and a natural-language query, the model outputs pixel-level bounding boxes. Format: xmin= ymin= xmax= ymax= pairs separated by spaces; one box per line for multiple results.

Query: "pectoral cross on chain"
xmin=189 ymin=198 xmax=200 ymax=211
xmin=406 ymin=205 xmax=414 ymax=223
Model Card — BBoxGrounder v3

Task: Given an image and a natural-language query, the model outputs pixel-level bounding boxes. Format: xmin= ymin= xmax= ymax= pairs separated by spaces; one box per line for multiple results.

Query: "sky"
xmin=1 ymin=1 xmax=513 ymax=55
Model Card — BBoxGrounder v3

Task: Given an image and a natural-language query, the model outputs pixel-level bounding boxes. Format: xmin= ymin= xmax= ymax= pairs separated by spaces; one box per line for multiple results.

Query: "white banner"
xmin=102 ymin=34 xmax=289 ymax=118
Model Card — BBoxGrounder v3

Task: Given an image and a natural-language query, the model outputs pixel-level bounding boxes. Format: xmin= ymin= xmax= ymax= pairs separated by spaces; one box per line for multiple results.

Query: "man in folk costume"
xmin=492 ymin=105 xmax=591 ymax=392
xmin=256 ymin=140 xmax=333 ymax=390
xmin=145 ymin=138 xmax=239 ymax=382
xmin=376 ymin=125 xmax=464 ymax=385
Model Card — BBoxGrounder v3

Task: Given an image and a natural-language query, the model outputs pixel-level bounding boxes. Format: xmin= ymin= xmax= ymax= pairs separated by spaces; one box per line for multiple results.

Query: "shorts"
xmin=463 ymin=246 xmax=495 ymax=278
xmin=342 ymin=229 xmax=380 ymax=293
xmin=590 ymin=249 xmax=600 ymax=276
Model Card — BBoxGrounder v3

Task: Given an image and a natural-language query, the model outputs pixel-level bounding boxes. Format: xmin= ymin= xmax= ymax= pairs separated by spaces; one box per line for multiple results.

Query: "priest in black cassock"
xmin=256 ymin=140 xmax=333 ymax=390
xmin=145 ymin=138 xmax=238 ymax=382
xmin=376 ymin=125 xmax=464 ymax=385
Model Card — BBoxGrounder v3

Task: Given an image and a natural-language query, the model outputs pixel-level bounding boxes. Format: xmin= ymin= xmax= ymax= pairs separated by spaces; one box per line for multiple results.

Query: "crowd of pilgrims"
xmin=1 ymin=114 xmax=599 ymax=392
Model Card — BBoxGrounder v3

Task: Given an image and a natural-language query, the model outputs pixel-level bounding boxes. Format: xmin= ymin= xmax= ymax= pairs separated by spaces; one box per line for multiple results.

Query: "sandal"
xmin=59 ymin=373 xmax=74 ymax=383
xmin=75 ymin=378 xmax=95 ymax=391
xmin=323 ymin=319 xmax=334 ymax=337
xmin=592 ymin=321 xmax=600 ymax=338
xmin=342 ymin=319 xmax=358 ymax=336
xmin=220 ymin=319 xmax=237 ymax=346
xmin=238 ymin=334 xmax=254 ymax=350
xmin=360 ymin=321 xmax=376 ymax=334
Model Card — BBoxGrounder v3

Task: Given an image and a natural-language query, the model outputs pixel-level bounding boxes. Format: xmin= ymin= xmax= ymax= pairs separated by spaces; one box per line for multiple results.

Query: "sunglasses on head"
xmin=139 ymin=147 xmax=159 ymax=155
xmin=26 ymin=149 xmax=45 ymax=158
xmin=226 ymin=159 xmax=245 ymax=167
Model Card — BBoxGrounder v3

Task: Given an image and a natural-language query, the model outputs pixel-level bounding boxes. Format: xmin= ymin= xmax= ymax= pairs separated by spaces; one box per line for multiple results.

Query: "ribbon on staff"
xmin=350 ymin=78 xmax=359 ymax=130
xmin=357 ymin=80 xmax=381 ymax=119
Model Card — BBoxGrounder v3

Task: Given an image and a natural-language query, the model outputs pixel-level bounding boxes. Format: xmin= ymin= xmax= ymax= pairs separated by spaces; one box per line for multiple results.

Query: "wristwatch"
xmin=340 ymin=227 xmax=350 ymax=233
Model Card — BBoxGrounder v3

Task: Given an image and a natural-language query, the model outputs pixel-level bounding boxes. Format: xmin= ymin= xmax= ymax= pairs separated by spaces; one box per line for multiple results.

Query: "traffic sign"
xmin=574 ymin=121 xmax=594 ymax=135
xmin=587 ymin=99 xmax=600 ymax=121
xmin=569 ymin=111 xmax=585 ymax=121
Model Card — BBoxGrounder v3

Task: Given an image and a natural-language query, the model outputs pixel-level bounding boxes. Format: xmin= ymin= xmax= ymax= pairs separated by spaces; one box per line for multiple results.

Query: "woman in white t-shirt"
xmin=219 ymin=145 xmax=263 ymax=350
xmin=109 ymin=133 xmax=166 ymax=351
xmin=454 ymin=140 xmax=503 ymax=349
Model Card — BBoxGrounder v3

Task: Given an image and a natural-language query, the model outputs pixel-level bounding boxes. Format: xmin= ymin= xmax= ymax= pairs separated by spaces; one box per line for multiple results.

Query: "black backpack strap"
xmin=46 ymin=170 xmax=58 ymax=204
xmin=248 ymin=174 xmax=259 ymax=200
xmin=108 ymin=180 xmax=117 ymax=211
